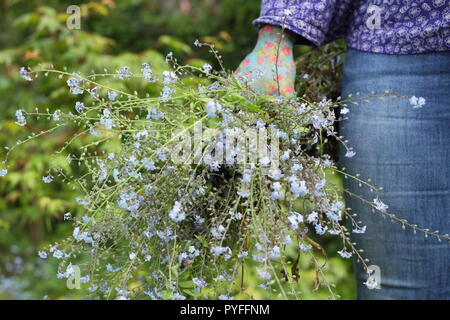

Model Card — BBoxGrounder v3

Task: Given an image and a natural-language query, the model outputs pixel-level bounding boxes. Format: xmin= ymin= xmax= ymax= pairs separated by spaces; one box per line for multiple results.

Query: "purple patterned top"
xmin=253 ymin=0 xmax=450 ymax=54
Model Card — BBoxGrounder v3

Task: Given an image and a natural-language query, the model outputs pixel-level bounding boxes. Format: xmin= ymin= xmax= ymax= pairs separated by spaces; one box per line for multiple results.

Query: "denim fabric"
xmin=340 ymin=48 xmax=450 ymax=299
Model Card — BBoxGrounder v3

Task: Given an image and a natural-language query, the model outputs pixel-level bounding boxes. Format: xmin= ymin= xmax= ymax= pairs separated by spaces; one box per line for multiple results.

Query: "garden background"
xmin=0 ymin=0 xmax=353 ymax=299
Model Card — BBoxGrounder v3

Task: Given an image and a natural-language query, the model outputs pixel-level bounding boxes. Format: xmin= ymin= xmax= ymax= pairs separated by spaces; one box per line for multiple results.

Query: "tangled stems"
xmin=6 ymin=51 xmax=449 ymax=300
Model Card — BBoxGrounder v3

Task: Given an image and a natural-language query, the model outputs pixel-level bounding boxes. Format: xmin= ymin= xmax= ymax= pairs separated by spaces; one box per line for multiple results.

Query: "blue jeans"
xmin=340 ymin=49 xmax=450 ymax=299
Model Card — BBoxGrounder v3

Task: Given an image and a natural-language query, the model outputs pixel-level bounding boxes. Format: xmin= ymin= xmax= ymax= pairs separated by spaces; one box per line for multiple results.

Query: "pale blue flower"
xmin=53 ymin=250 xmax=64 ymax=259
xmin=80 ymin=275 xmax=90 ymax=284
xmin=331 ymin=201 xmax=344 ymax=212
xmin=211 ymin=225 xmax=225 ymax=239
xmin=116 ymin=66 xmax=131 ymax=80
xmin=269 ymin=246 xmax=281 ymax=259
xmin=192 ymin=277 xmax=207 ymax=290
xmin=106 ymin=264 xmax=120 ymax=272
xmin=364 ymin=277 xmax=378 ymax=289
xmin=202 ymin=64 xmax=212 ymax=74
xmin=100 ymin=109 xmax=114 ymax=129
xmin=290 ymin=163 xmax=303 ymax=173
xmin=325 ymin=211 xmax=341 ymax=222
xmin=147 ymin=107 xmax=165 ymax=120
xmin=306 ymin=211 xmax=319 ymax=224
xmin=20 ymin=67 xmax=32 ymax=81
xmin=259 ymin=156 xmax=270 ymax=167
xmin=277 ymin=130 xmax=288 ymax=140
xmin=314 ymin=224 xmax=327 ymax=235
xmin=290 ymin=179 xmax=308 ymax=199
xmin=90 ymin=127 xmax=99 ymax=136
xmin=353 ymin=225 xmax=367 ymax=234
xmin=66 ymin=74 xmax=83 ymax=94
xmin=323 ymin=159 xmax=333 ymax=167
xmin=237 ymin=251 xmax=248 ymax=258
xmin=237 ymin=190 xmax=250 ymax=198
xmin=270 ymin=191 xmax=281 ymax=200
xmin=299 ymin=243 xmax=312 ymax=251
xmin=272 ymin=182 xmax=282 ymax=191
xmin=311 ymin=114 xmax=327 ymax=129
xmin=107 ymin=91 xmax=118 ymax=101
xmin=409 ymin=96 xmax=426 ymax=108
xmin=15 ymin=109 xmax=27 ymax=126
xmin=161 ymin=86 xmax=174 ymax=102
xmin=118 ymin=190 xmax=143 ymax=213
xmin=169 ymin=201 xmax=186 ymax=222
xmin=268 ymin=168 xmax=284 ymax=180
xmin=211 ymin=246 xmax=231 ymax=257
xmin=141 ymin=63 xmax=153 ymax=81
xmin=337 ymin=249 xmax=352 ymax=258
xmin=173 ymin=292 xmax=186 ymax=300
xmin=195 ymin=187 xmax=205 ymax=196
xmin=205 ymin=101 xmax=221 ymax=119
xmin=75 ymin=101 xmax=85 ymax=113
xmin=76 ymin=197 xmax=90 ymax=207
xmin=281 ymin=150 xmax=290 ymax=161
xmin=53 ymin=110 xmax=61 ymax=121
xmin=288 ymin=212 xmax=303 ymax=230
xmin=373 ymin=198 xmax=388 ymax=212
xmin=165 ymin=52 xmax=173 ymax=64
xmin=345 ymin=150 xmax=356 ymax=158
xmin=162 ymin=71 xmax=177 ymax=84
xmin=257 ymin=269 xmax=271 ymax=281
xmin=42 ymin=175 xmax=53 ymax=183
xmin=283 ymin=235 xmax=293 ymax=245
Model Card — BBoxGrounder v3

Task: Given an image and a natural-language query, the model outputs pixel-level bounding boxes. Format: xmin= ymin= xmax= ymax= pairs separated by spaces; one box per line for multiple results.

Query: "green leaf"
xmin=158 ymin=35 xmax=192 ymax=56
xmin=178 ymin=280 xmax=194 ymax=289
xmin=195 ymin=235 xmax=209 ymax=248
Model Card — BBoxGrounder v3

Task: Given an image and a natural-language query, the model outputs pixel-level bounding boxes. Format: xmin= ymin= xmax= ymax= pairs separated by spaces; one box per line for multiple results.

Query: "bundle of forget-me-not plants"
xmin=3 ymin=39 xmax=448 ymax=300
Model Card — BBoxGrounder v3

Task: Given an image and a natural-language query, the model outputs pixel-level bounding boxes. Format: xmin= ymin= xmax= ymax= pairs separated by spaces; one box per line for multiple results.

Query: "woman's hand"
xmin=234 ymin=25 xmax=297 ymax=96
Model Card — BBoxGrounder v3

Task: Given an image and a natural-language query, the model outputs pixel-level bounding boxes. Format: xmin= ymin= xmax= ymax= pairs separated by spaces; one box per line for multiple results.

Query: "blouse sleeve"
xmin=253 ymin=0 xmax=355 ymax=46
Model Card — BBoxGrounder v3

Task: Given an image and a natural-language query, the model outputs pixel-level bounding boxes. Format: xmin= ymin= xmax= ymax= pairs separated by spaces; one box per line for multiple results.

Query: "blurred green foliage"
xmin=0 ymin=0 xmax=354 ymax=299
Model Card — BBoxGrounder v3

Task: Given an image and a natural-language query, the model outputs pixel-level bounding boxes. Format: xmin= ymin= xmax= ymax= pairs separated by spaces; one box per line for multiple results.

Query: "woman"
xmin=235 ymin=0 xmax=450 ymax=299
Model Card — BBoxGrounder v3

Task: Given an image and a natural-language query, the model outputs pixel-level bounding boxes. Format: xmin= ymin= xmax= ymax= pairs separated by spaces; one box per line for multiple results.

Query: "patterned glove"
xmin=235 ymin=24 xmax=296 ymax=96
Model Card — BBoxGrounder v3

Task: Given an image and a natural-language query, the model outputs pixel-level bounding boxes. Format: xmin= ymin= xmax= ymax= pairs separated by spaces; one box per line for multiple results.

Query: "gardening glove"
xmin=234 ymin=24 xmax=296 ymax=96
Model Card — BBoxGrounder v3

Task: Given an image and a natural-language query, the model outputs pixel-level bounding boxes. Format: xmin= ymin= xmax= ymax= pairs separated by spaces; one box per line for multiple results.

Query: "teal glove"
xmin=235 ymin=25 xmax=296 ymax=96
